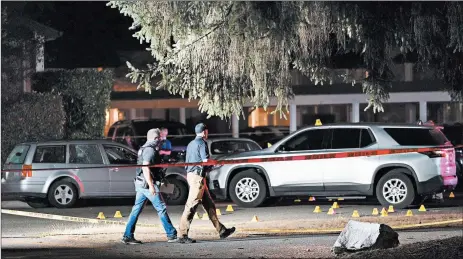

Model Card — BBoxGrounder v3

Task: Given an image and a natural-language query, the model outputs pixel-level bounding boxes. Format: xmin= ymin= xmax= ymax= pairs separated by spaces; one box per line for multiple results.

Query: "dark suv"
xmin=107 ymin=119 xmax=193 ymax=154
xmin=442 ymin=123 xmax=463 ymax=189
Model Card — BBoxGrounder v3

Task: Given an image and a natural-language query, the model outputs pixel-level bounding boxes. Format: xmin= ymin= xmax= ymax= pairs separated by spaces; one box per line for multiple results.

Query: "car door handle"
xmin=110 ymin=168 xmax=119 ymax=172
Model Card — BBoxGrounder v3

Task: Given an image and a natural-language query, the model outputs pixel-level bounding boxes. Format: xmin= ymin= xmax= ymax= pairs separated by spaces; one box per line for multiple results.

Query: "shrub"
xmin=32 ymin=68 xmax=114 ymax=139
xmin=1 ymin=92 xmax=66 ymax=164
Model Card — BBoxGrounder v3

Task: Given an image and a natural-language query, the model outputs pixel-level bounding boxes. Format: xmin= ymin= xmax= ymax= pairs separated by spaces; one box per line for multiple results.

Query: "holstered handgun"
xmin=134 ymin=175 xmax=149 ymax=189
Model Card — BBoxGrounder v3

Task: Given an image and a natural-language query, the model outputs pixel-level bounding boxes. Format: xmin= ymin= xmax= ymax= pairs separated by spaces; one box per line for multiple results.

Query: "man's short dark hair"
xmin=160 ymin=127 xmax=168 ymax=131
xmin=195 ymin=123 xmax=207 ymax=134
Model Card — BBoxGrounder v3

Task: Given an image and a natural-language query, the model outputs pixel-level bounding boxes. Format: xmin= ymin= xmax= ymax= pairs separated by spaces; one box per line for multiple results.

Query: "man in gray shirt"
xmin=122 ymin=128 xmax=178 ymax=244
xmin=178 ymin=123 xmax=235 ymax=244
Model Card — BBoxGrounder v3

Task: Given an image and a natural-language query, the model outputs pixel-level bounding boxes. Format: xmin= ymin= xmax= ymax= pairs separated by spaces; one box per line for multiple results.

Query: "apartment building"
xmin=105 ymin=51 xmax=462 ymax=136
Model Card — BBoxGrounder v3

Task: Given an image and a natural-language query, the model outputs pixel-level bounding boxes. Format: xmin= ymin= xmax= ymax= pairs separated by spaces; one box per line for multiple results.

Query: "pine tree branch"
xmin=171 ymin=3 xmax=234 ymax=56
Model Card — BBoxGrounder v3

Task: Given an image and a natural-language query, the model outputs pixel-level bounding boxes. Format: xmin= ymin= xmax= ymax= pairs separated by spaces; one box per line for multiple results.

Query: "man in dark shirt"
xmin=121 ymin=128 xmax=178 ymax=244
xmin=178 ymin=123 xmax=235 ymax=244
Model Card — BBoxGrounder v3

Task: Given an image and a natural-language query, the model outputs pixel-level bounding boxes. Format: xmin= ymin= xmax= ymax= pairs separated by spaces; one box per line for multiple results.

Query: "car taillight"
xmin=419 ymin=150 xmax=446 ymax=158
xmin=21 ymin=164 xmax=32 ymax=179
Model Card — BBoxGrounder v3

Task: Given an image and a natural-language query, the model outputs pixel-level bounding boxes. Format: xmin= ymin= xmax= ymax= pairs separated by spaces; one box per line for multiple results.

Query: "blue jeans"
xmin=123 ymin=185 xmax=177 ymax=239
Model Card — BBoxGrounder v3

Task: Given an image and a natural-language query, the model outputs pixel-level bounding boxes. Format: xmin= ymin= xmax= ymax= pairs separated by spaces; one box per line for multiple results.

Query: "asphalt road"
xmin=2 ymin=222 xmax=462 ymax=259
xmin=2 ymin=194 xmax=462 ymax=236
xmin=2 ymin=195 xmax=463 ymax=258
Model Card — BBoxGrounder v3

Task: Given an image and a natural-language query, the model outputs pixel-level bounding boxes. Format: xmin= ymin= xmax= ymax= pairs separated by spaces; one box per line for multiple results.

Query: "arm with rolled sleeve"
xmin=199 ymin=140 xmax=210 ymax=162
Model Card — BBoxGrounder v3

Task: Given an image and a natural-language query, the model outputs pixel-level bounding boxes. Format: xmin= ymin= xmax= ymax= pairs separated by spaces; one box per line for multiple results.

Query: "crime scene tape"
xmin=0 ymin=209 xmax=159 ymax=228
xmin=1 ymin=145 xmax=461 ymax=173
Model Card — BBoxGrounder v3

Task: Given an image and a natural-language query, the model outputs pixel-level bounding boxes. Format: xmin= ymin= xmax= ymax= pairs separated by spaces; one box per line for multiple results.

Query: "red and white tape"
xmin=2 ymin=145 xmax=461 ymax=173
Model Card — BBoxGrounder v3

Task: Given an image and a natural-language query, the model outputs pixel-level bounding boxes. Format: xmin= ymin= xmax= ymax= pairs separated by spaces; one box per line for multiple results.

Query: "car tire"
xmin=47 ymin=179 xmax=78 ymax=209
xmin=25 ymin=198 xmax=50 ymax=208
xmin=376 ymin=169 xmax=415 ymax=209
xmin=229 ymin=170 xmax=267 ymax=208
xmin=456 ymin=163 xmax=463 ymax=191
xmin=163 ymin=178 xmax=188 ymax=206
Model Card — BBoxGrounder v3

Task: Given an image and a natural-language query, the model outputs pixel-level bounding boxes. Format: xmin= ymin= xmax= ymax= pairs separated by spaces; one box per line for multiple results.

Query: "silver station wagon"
xmin=1 ymin=140 xmax=188 ymax=208
xmin=1 ymin=138 xmax=262 ymax=208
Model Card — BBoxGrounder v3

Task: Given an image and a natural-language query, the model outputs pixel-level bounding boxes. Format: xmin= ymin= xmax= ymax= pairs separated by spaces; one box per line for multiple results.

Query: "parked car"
xmin=240 ymin=126 xmax=289 ymax=148
xmin=207 ymin=123 xmax=458 ymax=209
xmin=1 ymin=140 xmax=187 ymax=208
xmin=441 ymin=123 xmax=463 ymax=189
xmin=107 ymin=119 xmax=193 ymax=152
xmin=1 ymin=138 xmax=262 ymax=208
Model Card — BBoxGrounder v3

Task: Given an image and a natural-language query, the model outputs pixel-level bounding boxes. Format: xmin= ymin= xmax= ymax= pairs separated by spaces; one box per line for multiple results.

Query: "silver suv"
xmin=208 ymin=123 xmax=458 ymax=209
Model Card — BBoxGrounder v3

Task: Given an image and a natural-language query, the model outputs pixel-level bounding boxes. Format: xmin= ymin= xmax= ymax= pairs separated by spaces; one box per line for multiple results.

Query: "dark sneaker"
xmin=219 ymin=227 xmax=236 ymax=239
xmin=121 ymin=236 xmax=142 ymax=245
xmin=167 ymin=236 xmax=179 ymax=243
xmin=178 ymin=236 xmax=196 ymax=244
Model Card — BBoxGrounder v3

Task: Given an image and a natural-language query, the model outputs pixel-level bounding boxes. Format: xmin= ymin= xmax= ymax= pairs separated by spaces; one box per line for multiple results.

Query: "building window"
xmin=360 ymin=103 xmax=419 ymax=123
xmin=428 ymin=102 xmax=463 ymax=124
xmin=248 ymin=107 xmax=289 ymax=127
xmin=167 ymin=109 xmax=180 ymax=122
xmin=297 ymin=104 xmax=351 ymax=126
xmin=143 ymin=109 xmax=152 ymax=119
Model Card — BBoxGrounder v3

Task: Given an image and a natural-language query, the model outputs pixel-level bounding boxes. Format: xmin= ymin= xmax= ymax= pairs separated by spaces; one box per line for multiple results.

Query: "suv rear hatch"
xmin=383 ymin=127 xmax=457 ymax=189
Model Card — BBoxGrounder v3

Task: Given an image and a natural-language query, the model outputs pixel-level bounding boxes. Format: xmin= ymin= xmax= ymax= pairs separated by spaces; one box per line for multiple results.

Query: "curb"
xmin=3 ymin=209 xmax=462 ymax=234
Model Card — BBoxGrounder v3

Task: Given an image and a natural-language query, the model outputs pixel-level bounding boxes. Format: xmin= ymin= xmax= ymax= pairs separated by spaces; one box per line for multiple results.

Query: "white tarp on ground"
xmin=332 ymin=220 xmax=399 ymax=255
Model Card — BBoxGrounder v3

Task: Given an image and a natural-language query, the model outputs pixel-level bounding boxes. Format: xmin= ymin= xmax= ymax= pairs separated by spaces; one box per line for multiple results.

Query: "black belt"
xmin=188 ymin=168 xmax=205 ymax=177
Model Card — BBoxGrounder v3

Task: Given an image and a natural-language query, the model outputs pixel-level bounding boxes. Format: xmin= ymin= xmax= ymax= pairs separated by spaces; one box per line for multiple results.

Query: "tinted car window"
xmin=111 ymin=126 xmax=137 ymax=148
xmin=115 ymin=126 xmax=127 ymax=137
xmin=384 ymin=127 xmax=449 ymax=146
xmin=330 ymin=128 xmax=361 ymax=149
xmin=5 ymin=145 xmax=30 ymax=164
xmin=33 ymin=146 xmax=66 ymax=163
xmin=329 ymin=128 xmax=375 ymax=149
xmin=282 ymin=129 xmax=329 ymax=151
xmin=103 ymin=145 xmax=137 ymax=164
xmin=134 ymin=121 xmax=191 ymax=137
xmin=69 ymin=144 xmax=104 ymax=164
xmin=210 ymin=141 xmax=261 ymax=155
xmin=360 ymin=129 xmax=375 ymax=147
xmin=107 ymin=127 xmax=115 ymax=138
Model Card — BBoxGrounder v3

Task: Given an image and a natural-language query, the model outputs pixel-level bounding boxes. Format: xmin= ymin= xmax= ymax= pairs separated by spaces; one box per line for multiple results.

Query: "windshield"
xmin=170 ymin=136 xmax=192 ymax=147
xmin=442 ymin=125 xmax=463 ymax=145
xmin=133 ymin=121 xmax=192 ymax=137
xmin=210 ymin=140 xmax=261 ymax=155
xmin=5 ymin=145 xmax=30 ymax=164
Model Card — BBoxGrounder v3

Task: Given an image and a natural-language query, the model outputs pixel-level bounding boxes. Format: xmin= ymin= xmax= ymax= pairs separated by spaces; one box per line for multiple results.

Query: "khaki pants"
xmin=179 ymin=173 xmax=225 ymax=237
